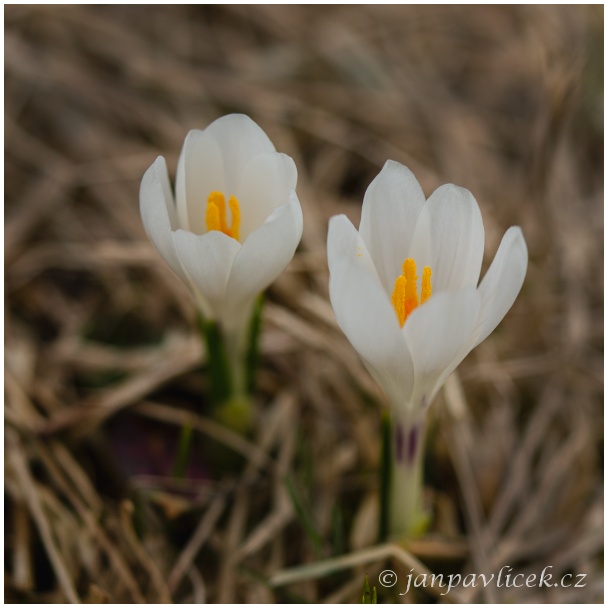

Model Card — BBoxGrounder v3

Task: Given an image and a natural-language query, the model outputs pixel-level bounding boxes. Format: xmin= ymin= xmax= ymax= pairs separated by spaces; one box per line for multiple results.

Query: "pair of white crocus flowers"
xmin=140 ymin=114 xmax=527 ymax=534
xmin=141 ymin=113 xmax=527 ymax=410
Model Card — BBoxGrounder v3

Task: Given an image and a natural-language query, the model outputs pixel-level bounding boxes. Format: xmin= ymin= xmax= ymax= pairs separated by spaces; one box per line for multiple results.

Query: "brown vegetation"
xmin=5 ymin=5 xmax=603 ymax=603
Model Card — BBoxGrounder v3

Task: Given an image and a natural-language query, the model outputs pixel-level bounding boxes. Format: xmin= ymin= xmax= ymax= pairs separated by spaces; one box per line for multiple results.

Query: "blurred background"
xmin=5 ymin=5 xmax=603 ymax=603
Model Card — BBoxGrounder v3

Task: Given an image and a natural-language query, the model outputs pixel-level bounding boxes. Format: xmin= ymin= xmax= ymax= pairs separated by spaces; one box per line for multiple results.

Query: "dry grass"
xmin=5 ymin=5 xmax=603 ymax=603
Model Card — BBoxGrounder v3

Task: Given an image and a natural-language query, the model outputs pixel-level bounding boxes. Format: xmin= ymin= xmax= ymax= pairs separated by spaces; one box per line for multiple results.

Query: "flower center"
xmin=391 ymin=258 xmax=432 ymax=327
xmin=205 ymin=191 xmax=241 ymax=241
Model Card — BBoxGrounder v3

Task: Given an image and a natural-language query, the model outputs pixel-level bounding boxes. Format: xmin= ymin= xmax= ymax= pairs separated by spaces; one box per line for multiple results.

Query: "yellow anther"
xmin=391 ymin=275 xmax=407 ymax=328
xmin=391 ymin=258 xmax=433 ymax=327
xmin=207 ymin=191 xmax=228 ymax=232
xmin=205 ymin=191 xmax=241 ymax=241
xmin=228 ymin=195 xmax=240 ymax=241
xmin=421 ymin=266 xmax=432 ymax=304
xmin=205 ymin=200 xmax=221 ymax=232
xmin=402 ymin=258 xmax=419 ymax=320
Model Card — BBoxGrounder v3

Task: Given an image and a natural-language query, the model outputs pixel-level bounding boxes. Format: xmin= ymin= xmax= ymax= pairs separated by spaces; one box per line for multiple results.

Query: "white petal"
xmin=206 ymin=114 xmax=276 ymax=193
xmin=328 ymin=215 xmax=415 ymax=407
xmin=235 ymin=152 xmax=297 ymax=240
xmin=403 ymin=288 xmax=480 ymax=405
xmin=172 ymin=230 xmax=240 ymax=320
xmin=224 ymin=191 xmax=302 ymax=319
xmin=471 ymin=226 xmax=528 ymax=348
xmin=176 ymin=129 xmax=225 ymax=234
xmin=409 ymin=184 xmax=484 ymax=293
xmin=327 ymin=214 xmax=378 ymax=277
xmin=360 ymin=160 xmax=426 ymax=293
xmin=139 ymin=156 xmax=188 ymax=283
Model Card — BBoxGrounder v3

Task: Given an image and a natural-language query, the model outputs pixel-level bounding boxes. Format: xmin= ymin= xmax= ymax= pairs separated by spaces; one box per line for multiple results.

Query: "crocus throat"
xmin=391 ymin=258 xmax=432 ymax=327
xmin=205 ymin=191 xmax=241 ymax=241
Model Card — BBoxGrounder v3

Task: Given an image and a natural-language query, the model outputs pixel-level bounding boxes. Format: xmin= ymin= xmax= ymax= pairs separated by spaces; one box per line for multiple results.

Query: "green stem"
xmin=245 ymin=294 xmax=264 ymax=394
xmin=196 ymin=308 xmax=260 ymax=436
xmin=388 ymin=415 xmax=428 ymax=539
xmin=378 ymin=411 xmax=392 ymax=542
xmin=196 ymin=312 xmax=234 ymax=406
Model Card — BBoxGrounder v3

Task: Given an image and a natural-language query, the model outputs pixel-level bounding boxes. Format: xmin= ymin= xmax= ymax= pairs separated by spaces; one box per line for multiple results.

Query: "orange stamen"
xmin=421 ymin=266 xmax=432 ymax=304
xmin=402 ymin=258 xmax=419 ymax=321
xmin=228 ymin=195 xmax=240 ymax=241
xmin=205 ymin=191 xmax=241 ymax=241
xmin=391 ymin=275 xmax=407 ymax=328
xmin=205 ymin=200 xmax=221 ymax=232
xmin=391 ymin=258 xmax=433 ymax=327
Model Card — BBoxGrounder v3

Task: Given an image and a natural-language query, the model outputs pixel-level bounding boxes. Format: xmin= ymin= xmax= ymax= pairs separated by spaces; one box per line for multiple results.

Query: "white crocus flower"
xmin=140 ymin=114 xmax=303 ymax=395
xmin=327 ymin=160 xmax=527 ymax=538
